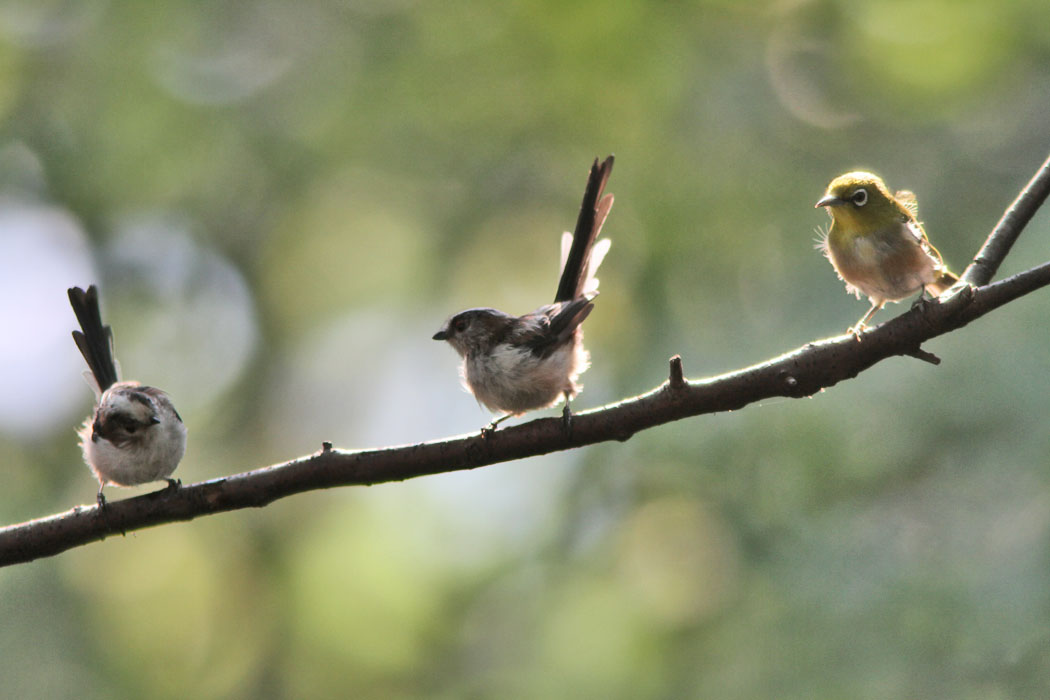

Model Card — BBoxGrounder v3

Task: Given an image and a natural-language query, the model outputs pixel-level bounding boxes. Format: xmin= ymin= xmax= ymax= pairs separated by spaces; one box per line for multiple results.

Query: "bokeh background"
xmin=2 ymin=0 xmax=1050 ymax=697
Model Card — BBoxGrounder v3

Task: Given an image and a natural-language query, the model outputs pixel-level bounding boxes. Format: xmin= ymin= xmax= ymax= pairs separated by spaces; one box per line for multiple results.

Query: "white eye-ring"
xmin=851 ymin=188 xmax=868 ymax=207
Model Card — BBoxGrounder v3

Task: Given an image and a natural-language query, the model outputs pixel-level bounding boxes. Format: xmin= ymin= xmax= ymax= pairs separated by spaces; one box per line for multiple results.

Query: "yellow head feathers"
xmin=815 ymin=171 xmax=913 ymax=230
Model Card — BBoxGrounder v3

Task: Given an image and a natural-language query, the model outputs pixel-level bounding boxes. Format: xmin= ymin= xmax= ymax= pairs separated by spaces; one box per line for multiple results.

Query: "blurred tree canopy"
xmin=1 ymin=0 xmax=1049 ymax=697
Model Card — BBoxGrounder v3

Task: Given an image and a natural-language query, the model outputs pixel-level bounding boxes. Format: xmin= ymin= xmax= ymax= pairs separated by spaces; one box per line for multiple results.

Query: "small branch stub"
xmin=905 ymin=347 xmax=941 ymax=365
xmin=669 ymin=355 xmax=686 ymax=390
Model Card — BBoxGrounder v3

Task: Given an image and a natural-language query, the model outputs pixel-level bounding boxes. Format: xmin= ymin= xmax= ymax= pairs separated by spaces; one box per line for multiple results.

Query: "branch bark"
xmin=3 ymin=153 xmax=1049 ymax=568
xmin=964 ymin=153 xmax=1050 ymax=286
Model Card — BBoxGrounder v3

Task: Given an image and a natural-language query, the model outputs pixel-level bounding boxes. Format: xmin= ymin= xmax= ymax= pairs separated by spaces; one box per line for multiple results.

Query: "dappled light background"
xmin=2 ymin=0 xmax=1050 ymax=697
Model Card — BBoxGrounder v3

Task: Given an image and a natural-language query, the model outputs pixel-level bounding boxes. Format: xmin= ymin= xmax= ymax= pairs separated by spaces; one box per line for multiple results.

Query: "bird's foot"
xmin=846 ymin=324 xmax=868 ymax=341
xmin=911 ymin=292 xmax=934 ymax=313
xmin=482 ymin=414 xmax=512 ymax=438
xmin=561 ymin=402 xmax=574 ymax=437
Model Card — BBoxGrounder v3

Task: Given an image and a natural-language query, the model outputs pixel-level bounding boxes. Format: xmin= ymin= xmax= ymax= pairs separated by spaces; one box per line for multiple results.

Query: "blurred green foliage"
xmin=1 ymin=0 xmax=1050 ymax=697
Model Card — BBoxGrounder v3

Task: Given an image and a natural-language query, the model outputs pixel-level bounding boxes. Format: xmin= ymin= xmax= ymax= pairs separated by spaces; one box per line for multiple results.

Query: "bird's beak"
xmin=432 ymin=329 xmax=448 ymax=341
xmin=815 ymin=194 xmax=844 ymax=208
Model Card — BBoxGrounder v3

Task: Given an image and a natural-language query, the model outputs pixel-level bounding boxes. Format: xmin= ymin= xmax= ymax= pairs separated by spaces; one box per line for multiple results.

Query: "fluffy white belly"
xmin=464 ymin=343 xmax=584 ymax=414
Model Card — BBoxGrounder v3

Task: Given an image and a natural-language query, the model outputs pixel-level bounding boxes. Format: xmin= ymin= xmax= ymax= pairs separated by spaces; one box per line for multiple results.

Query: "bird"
xmin=68 ymin=285 xmax=187 ymax=506
xmin=433 ymin=155 xmax=614 ymax=431
xmin=816 ymin=171 xmax=958 ymax=334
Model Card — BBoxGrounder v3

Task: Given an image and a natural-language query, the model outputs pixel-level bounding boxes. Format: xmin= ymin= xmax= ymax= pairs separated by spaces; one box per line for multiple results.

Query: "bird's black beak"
xmin=815 ymin=194 xmax=844 ymax=208
xmin=432 ymin=329 xmax=448 ymax=341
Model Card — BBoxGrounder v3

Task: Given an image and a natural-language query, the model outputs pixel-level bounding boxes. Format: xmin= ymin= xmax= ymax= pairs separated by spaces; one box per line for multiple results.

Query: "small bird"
xmin=816 ymin=171 xmax=958 ymax=334
xmin=433 ymin=155 xmax=614 ymax=430
xmin=68 ymin=285 xmax=187 ymax=506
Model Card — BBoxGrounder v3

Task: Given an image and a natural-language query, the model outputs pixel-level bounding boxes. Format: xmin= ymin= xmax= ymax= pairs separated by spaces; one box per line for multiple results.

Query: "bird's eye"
xmin=453 ymin=317 xmax=469 ymax=333
xmin=851 ymin=188 xmax=868 ymax=207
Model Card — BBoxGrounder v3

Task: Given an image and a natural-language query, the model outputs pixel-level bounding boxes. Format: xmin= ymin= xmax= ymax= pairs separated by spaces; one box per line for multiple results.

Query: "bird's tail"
xmin=928 ymin=268 xmax=959 ymax=296
xmin=68 ymin=286 xmax=120 ymax=396
xmin=555 ymin=155 xmax=615 ymax=303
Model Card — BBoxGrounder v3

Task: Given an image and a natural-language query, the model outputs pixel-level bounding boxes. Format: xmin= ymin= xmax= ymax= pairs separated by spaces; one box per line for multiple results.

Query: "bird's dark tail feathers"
xmin=68 ymin=285 xmax=120 ymax=394
xmin=555 ymin=155 xmax=615 ymax=303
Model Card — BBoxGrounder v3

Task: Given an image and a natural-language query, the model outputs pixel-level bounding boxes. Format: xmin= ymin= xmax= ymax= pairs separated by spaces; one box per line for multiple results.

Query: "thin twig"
xmin=964 ymin=152 xmax=1050 ymax=286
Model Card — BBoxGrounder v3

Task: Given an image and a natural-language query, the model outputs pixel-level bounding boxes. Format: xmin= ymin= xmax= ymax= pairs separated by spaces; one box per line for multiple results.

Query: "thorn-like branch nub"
xmin=905 ymin=347 xmax=941 ymax=365
xmin=669 ymin=355 xmax=685 ymax=389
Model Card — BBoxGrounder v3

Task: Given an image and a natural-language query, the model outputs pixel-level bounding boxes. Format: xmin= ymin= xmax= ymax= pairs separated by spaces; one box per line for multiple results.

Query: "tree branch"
xmin=3 ymin=156 xmax=1050 ymax=568
xmin=964 ymin=152 xmax=1050 ymax=286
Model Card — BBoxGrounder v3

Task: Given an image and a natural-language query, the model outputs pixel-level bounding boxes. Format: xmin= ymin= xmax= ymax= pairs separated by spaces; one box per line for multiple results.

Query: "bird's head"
xmin=433 ymin=308 xmax=514 ymax=358
xmin=815 ymin=171 xmax=904 ymax=232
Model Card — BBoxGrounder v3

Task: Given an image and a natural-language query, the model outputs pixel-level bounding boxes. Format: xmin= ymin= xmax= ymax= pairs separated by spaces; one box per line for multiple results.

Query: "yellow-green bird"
xmin=816 ymin=171 xmax=958 ymax=334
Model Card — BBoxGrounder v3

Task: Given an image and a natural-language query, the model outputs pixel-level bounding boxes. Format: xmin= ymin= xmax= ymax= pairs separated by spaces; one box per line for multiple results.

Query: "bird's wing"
xmin=895 ymin=190 xmax=919 ymax=218
xmin=520 ymin=295 xmax=594 ymax=357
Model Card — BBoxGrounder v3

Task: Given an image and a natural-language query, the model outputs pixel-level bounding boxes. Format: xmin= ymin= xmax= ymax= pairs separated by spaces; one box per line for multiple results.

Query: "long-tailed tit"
xmin=433 ymin=155 xmax=614 ymax=430
xmin=68 ymin=285 xmax=186 ymax=506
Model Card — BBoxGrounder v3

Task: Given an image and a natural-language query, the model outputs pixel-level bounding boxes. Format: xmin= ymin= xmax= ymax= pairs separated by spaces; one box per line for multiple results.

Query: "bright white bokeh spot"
xmin=149 ymin=2 xmax=303 ymax=105
xmin=102 ymin=214 xmax=258 ymax=410
xmin=0 ymin=198 xmax=95 ymax=436
xmin=0 ymin=0 xmax=106 ymax=48
xmin=0 ymin=205 xmax=259 ymax=437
